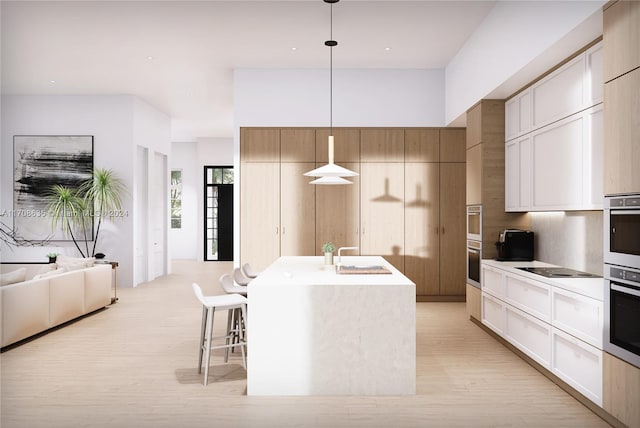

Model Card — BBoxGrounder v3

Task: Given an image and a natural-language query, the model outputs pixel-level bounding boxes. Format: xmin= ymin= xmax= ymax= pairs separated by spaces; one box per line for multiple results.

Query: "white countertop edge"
xmin=481 ymin=259 xmax=604 ymax=301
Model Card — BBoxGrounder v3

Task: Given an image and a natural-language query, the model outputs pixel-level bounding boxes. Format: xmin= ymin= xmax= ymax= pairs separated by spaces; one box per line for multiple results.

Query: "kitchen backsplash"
xmin=530 ymin=211 xmax=603 ymax=275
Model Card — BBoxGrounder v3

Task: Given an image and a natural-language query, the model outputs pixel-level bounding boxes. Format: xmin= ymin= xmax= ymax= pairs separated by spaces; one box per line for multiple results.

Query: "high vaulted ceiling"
xmin=1 ymin=1 xmax=498 ymax=141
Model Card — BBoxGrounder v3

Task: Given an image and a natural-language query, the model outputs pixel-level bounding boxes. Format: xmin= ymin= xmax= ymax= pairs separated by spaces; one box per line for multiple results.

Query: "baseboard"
xmin=416 ymin=295 xmax=465 ymax=302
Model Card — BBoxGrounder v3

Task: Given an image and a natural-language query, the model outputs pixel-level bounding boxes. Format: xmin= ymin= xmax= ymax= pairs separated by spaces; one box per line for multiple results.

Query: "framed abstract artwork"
xmin=13 ymin=135 xmax=94 ymax=241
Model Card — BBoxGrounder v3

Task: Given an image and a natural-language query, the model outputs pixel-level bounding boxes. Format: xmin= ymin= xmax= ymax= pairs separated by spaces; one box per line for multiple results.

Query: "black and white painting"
xmin=13 ymin=135 xmax=94 ymax=241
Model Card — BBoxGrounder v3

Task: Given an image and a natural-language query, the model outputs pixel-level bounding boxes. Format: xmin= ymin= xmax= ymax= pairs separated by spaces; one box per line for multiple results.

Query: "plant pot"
xmin=48 ymin=257 xmax=57 ymax=264
xmin=324 ymin=252 xmax=334 ymax=265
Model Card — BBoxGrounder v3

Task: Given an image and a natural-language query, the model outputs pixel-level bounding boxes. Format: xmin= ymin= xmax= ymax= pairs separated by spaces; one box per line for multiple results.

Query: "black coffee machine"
xmin=495 ymin=229 xmax=534 ymax=261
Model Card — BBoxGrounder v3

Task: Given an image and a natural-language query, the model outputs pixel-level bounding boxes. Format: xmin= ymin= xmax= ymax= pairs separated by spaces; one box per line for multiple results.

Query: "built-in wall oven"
xmin=466 ymin=205 xmax=483 ymax=288
xmin=604 ymin=194 xmax=640 ymax=368
xmin=604 ymin=264 xmax=640 ymax=368
xmin=467 ymin=205 xmax=482 ymax=241
xmin=467 ymin=239 xmax=482 ymax=288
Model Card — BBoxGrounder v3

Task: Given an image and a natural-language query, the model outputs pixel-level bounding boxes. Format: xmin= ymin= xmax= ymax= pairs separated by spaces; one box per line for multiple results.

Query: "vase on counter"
xmin=324 ymin=252 xmax=334 ymax=265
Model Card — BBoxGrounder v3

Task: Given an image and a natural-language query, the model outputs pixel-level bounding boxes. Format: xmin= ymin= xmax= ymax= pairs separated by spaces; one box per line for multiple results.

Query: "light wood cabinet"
xmin=240 ymin=162 xmax=280 ymax=271
xmin=405 ymin=129 xmax=438 ymax=162
xmin=280 ymin=163 xmax=316 ymax=256
xmin=603 ymin=0 xmax=640 ymax=82
xmin=360 ymin=128 xmax=404 ymax=162
xmin=315 ymin=163 xmax=360 ymax=254
xmin=360 ymin=162 xmax=405 ymax=272
xmin=240 ymin=128 xmax=316 ymax=270
xmin=439 ymin=163 xmax=466 ymax=296
xmin=405 ymin=129 xmax=466 ymax=300
xmin=466 ymin=283 xmax=481 ymax=320
xmin=240 ymin=128 xmax=280 ymax=162
xmin=604 ymin=68 xmax=640 ymax=195
xmin=316 ymin=128 xmax=360 ymax=163
xmin=440 ymin=129 xmax=466 ymax=162
xmin=405 ymin=163 xmax=439 ymax=296
xmin=604 ymin=352 xmax=640 ymax=428
xmin=281 ymin=128 xmax=315 ymax=162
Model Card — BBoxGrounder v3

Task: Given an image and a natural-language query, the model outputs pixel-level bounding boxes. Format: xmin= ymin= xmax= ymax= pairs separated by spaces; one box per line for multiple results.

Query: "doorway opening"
xmin=204 ymin=166 xmax=234 ymax=261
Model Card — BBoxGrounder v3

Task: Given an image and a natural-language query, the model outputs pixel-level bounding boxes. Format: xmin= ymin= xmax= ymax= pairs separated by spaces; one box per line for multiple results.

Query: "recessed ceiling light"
xmin=291 ymin=47 xmax=297 ymax=51
xmin=49 ymin=80 xmax=56 ymax=84
xmin=147 ymin=56 xmax=154 ymax=60
xmin=384 ymin=47 xmax=392 ymax=51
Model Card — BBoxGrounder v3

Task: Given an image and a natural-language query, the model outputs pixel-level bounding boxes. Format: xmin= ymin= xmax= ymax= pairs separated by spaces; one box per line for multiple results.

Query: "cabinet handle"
xmin=442 ymin=227 xmax=445 ymax=235
xmin=362 ymin=227 xmax=365 ymax=235
xmin=435 ymin=227 xmax=439 ymax=235
xmin=276 ymin=226 xmax=279 ymax=235
xmin=282 ymin=226 xmax=286 ymax=235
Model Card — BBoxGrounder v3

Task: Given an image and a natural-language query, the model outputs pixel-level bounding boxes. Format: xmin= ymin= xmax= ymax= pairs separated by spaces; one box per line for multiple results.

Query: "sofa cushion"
xmin=1 ymin=268 xmax=27 ymax=286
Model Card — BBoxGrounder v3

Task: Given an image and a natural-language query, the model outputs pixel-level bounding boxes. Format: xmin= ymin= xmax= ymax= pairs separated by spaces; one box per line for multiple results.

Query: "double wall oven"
xmin=604 ymin=194 xmax=640 ymax=368
xmin=466 ymin=205 xmax=482 ymax=288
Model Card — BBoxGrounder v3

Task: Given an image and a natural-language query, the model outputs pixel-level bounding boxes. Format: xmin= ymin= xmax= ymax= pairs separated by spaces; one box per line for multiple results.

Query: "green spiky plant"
xmin=46 ymin=168 xmax=126 ymax=258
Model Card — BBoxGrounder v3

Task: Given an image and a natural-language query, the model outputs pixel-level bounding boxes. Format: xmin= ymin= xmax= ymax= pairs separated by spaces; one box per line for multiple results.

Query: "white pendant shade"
xmin=304 ymin=135 xmax=359 ymax=179
xmin=309 ymin=176 xmax=353 ymax=185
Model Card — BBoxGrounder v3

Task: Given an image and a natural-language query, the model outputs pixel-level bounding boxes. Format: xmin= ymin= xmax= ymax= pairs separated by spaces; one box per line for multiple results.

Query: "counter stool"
xmin=242 ymin=263 xmax=261 ymax=279
xmin=192 ymin=282 xmax=247 ymax=385
xmin=233 ymin=267 xmax=252 ymax=286
xmin=219 ymin=274 xmax=247 ymax=359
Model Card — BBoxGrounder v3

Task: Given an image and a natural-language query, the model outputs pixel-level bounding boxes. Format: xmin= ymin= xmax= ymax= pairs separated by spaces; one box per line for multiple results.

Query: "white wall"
xmin=0 ymin=95 xmax=170 ymax=287
xmin=170 ymin=138 xmax=233 ymax=261
xmin=445 ymin=0 xmax=605 ymax=125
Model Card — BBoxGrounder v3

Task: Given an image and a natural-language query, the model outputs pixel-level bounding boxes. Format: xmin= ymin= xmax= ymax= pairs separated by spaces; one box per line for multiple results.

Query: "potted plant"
xmin=46 ymin=252 xmax=59 ymax=263
xmin=46 ymin=167 xmax=126 ymax=258
xmin=322 ymin=242 xmax=336 ymax=265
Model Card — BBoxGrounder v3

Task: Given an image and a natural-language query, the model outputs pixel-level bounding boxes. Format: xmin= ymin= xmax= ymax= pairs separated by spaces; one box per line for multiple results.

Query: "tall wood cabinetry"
xmin=602 ymin=3 xmax=640 ymax=428
xmin=465 ymin=101 xmax=529 ymax=319
xmin=240 ymin=126 xmax=467 ymax=300
xmin=466 ymin=100 xmax=529 ymax=259
xmin=240 ymin=128 xmax=316 ymax=271
xmin=603 ymin=0 xmax=640 ymax=195
xmin=404 ymin=129 xmax=466 ymax=300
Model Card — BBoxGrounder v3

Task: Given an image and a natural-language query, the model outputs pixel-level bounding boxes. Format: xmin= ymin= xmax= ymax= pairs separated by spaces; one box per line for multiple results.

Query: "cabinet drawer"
xmin=504 ymin=273 xmax=551 ymax=322
xmin=552 ymin=327 xmax=603 ymax=406
xmin=481 ymin=266 xmax=504 ymax=299
xmin=505 ymin=305 xmax=552 ymax=369
xmin=551 ymin=287 xmax=603 ymax=349
xmin=482 ymin=292 xmax=505 ymax=335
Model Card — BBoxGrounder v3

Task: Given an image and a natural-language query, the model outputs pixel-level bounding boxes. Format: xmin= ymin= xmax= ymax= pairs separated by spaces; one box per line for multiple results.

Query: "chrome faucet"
xmin=337 ymin=247 xmax=359 ymax=266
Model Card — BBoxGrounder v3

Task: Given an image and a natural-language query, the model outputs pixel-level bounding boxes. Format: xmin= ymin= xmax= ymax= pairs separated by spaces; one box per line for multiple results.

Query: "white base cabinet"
xmin=552 ymin=327 xmax=603 ymax=406
xmin=481 ymin=261 xmax=603 ymax=406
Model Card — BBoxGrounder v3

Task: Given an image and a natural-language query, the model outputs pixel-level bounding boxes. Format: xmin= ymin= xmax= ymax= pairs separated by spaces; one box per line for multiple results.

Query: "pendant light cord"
xmin=329 ymin=1 xmax=333 ymax=135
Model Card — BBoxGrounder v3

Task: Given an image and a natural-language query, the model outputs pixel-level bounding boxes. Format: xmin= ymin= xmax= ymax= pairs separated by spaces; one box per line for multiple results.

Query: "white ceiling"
xmin=1 ymin=0 xmax=498 ymax=141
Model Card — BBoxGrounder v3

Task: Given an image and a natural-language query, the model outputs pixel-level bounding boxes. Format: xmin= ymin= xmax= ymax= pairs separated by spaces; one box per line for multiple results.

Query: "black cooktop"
xmin=516 ymin=267 xmax=601 ymax=278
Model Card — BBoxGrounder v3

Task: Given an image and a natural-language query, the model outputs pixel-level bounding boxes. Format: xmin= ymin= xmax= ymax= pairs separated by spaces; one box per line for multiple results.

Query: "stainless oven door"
xmin=604 ymin=196 xmax=640 ymax=267
xmin=467 ymin=240 xmax=481 ymax=288
xmin=466 ymin=205 xmax=482 ymax=241
xmin=604 ymin=265 xmax=640 ymax=369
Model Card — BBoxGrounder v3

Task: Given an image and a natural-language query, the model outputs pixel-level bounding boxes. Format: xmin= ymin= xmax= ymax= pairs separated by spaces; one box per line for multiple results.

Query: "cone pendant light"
xmin=304 ymin=0 xmax=358 ymax=184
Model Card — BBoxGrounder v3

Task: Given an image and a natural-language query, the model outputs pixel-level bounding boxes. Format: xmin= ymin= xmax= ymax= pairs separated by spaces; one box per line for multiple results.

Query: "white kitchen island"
xmin=247 ymin=256 xmax=416 ymax=396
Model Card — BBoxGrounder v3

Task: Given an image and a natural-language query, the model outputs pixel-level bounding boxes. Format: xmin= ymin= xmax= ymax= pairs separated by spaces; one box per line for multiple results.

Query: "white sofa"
xmin=1 ymin=264 xmax=112 ymax=348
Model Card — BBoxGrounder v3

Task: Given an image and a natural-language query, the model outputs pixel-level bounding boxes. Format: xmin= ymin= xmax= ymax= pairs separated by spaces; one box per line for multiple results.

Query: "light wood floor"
xmin=1 ymin=260 xmax=610 ymax=428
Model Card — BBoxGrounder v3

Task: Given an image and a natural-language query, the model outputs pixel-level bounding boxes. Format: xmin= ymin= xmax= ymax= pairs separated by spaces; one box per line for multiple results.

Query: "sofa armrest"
xmin=1 ymin=279 xmax=50 ymax=348
xmin=84 ymin=264 xmax=111 ymax=312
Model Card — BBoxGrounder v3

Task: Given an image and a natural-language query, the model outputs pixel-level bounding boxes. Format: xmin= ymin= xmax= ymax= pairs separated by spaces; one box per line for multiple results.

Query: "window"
xmin=170 ymin=170 xmax=182 ymax=229
xmin=204 ymin=166 xmax=234 ymax=261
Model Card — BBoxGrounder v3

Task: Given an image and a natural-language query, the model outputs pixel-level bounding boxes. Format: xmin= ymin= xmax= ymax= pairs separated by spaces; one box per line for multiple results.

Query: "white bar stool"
xmin=192 ymin=282 xmax=248 ymax=385
xmin=242 ymin=263 xmax=261 ymax=279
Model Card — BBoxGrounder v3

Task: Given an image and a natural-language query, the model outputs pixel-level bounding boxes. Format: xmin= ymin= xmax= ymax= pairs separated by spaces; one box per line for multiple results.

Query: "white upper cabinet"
xmin=505 ymin=89 xmax=531 ymax=142
xmin=505 ymin=41 xmax=603 ymax=211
